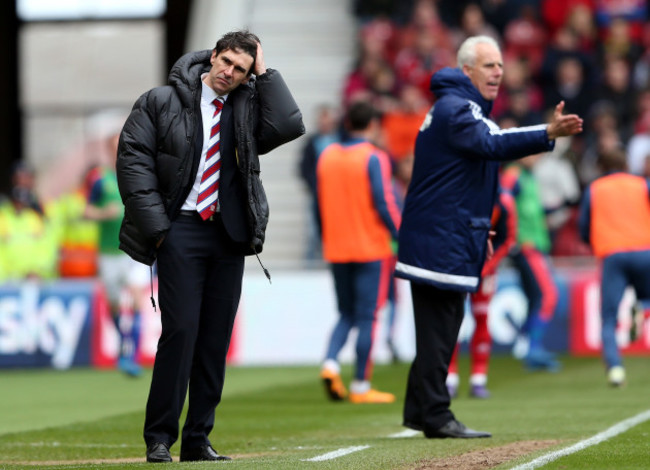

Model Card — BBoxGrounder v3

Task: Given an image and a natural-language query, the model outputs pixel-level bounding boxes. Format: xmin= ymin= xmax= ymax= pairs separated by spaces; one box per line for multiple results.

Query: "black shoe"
xmin=425 ymin=419 xmax=491 ymax=438
xmin=180 ymin=444 xmax=231 ymax=462
xmin=146 ymin=442 xmax=172 ymax=463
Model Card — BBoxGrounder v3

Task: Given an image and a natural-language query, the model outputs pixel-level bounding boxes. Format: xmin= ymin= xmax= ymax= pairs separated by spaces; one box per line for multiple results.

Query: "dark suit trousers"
xmin=143 ymin=212 xmax=244 ymax=450
xmin=403 ymin=282 xmax=466 ymax=432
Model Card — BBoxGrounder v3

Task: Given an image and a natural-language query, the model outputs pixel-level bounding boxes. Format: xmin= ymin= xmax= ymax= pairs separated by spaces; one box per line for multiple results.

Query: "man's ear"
xmin=210 ymin=49 xmax=217 ymax=65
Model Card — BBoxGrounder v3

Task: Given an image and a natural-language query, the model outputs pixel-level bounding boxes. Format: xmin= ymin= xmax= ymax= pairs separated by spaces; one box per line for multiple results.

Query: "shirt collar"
xmin=200 ymin=73 xmax=228 ymax=104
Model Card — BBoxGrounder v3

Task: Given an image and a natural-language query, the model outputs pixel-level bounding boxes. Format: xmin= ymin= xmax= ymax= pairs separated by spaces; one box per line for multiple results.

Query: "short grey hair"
xmin=457 ymin=35 xmax=501 ymax=69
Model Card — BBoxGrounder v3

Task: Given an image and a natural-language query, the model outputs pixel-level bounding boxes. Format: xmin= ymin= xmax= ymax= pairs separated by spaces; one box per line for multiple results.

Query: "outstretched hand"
xmin=254 ymin=42 xmax=267 ymax=76
xmin=546 ymin=101 xmax=583 ymax=140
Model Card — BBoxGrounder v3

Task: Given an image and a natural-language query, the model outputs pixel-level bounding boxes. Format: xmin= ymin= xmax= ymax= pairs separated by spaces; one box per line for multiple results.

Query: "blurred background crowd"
xmin=1 ymin=0 xmax=650 ymax=282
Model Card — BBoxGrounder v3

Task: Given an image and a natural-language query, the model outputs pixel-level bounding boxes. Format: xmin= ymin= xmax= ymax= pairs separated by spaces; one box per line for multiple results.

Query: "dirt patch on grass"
xmin=411 ymin=439 xmax=563 ymax=470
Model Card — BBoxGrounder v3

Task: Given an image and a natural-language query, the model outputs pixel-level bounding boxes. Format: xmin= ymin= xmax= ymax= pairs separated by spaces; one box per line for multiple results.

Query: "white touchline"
xmin=388 ymin=429 xmax=420 ymax=438
xmin=302 ymin=445 xmax=371 ymax=462
xmin=510 ymin=409 xmax=650 ymax=470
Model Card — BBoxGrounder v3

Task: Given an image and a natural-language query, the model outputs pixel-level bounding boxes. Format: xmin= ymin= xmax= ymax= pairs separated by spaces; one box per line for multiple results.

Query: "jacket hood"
xmin=168 ymin=49 xmax=212 ymax=105
xmin=430 ymin=67 xmax=493 ymax=116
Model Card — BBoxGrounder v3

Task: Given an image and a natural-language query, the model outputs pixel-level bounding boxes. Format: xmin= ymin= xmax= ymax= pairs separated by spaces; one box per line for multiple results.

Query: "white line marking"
xmin=302 ymin=445 xmax=371 ymax=462
xmin=388 ymin=429 xmax=420 ymax=438
xmin=511 ymin=409 xmax=650 ymax=470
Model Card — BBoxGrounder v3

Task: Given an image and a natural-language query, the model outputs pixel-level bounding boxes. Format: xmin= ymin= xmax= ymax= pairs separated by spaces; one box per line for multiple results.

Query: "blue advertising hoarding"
xmin=0 ymin=280 xmax=96 ymax=368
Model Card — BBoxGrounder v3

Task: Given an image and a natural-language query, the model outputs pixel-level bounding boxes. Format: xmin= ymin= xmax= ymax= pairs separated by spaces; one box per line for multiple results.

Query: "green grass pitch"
xmin=1 ymin=355 xmax=649 ymax=469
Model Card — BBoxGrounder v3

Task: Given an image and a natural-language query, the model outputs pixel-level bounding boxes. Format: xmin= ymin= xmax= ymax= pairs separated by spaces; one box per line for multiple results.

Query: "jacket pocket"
xmin=468 ymin=217 xmax=491 ymax=262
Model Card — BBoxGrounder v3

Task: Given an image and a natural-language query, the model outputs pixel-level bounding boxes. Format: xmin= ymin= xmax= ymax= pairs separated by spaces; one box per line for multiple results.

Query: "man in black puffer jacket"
xmin=116 ymin=30 xmax=304 ymax=463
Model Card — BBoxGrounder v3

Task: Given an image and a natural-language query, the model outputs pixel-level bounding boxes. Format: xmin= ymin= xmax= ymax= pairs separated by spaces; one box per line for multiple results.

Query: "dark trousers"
xmin=143 ymin=212 xmax=244 ymax=450
xmin=403 ymin=282 xmax=466 ymax=432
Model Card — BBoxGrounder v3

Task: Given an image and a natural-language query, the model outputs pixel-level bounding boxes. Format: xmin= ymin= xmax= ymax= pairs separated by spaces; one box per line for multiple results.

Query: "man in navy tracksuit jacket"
xmin=395 ymin=36 xmax=583 ymax=439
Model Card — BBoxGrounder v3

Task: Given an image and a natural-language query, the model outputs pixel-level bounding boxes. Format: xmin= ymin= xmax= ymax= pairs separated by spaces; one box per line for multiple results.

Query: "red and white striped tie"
xmin=197 ymin=98 xmax=223 ymax=220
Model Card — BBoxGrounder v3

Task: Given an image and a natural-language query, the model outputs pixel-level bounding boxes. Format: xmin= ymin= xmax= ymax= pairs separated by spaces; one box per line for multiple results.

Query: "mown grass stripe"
xmin=511 ymin=409 xmax=650 ymax=470
xmin=302 ymin=445 xmax=371 ymax=462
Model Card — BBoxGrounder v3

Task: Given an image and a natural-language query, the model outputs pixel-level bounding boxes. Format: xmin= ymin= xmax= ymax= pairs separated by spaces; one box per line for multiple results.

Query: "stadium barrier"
xmin=0 ymin=265 xmax=648 ymax=369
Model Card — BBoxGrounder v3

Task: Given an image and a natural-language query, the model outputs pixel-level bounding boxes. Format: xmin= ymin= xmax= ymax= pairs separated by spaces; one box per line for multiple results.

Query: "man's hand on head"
xmin=547 ymin=101 xmax=584 ymax=140
xmin=254 ymin=43 xmax=267 ymax=76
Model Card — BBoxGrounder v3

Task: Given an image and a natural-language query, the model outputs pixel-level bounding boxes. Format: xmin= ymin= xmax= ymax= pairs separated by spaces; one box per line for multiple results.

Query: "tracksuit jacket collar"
xmin=430 ymin=67 xmax=493 ymax=117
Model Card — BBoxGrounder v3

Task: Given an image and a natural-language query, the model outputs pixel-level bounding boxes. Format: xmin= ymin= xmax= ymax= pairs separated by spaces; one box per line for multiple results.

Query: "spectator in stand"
xmin=593 ymin=56 xmax=637 ymax=143
xmin=500 ymin=88 xmax=545 ymax=127
xmin=450 ymin=3 xmax=502 ymax=51
xmin=632 ymin=25 xmax=650 ymax=88
xmin=370 ymin=60 xmax=402 ymax=113
xmin=0 ymin=164 xmax=58 ymax=281
xmin=593 ymin=0 xmax=647 ymax=44
xmin=397 ymin=0 xmax=452 ymax=54
xmin=9 ymin=161 xmax=43 ymax=215
xmin=541 ymin=0 xmax=594 ymax=39
xmin=578 ymin=147 xmax=650 ymax=387
xmin=298 ymin=104 xmax=341 ymax=265
xmin=358 ymin=16 xmax=401 ymax=64
xmin=539 ymin=26 xmax=596 ymax=95
xmin=381 ymin=83 xmax=431 ymax=163
xmin=352 ymin=0 xmax=416 ymax=26
xmin=47 ymin=173 xmax=100 ymax=278
xmin=393 ymin=24 xmax=456 ymax=101
xmin=501 ymin=154 xmax=561 ymax=372
xmin=492 ymin=57 xmax=544 ymax=121
xmin=343 ymin=53 xmax=400 ymax=113
xmin=482 ymin=0 xmax=530 ymax=35
xmin=542 ymin=54 xmax=594 ymax=127
xmin=446 ymin=188 xmax=518 ymax=399
xmin=343 ymin=53 xmax=385 ymax=107
xmin=317 ymin=101 xmax=401 ymax=404
xmin=631 ymin=87 xmax=650 ymax=132
xmin=501 ymin=4 xmax=548 ymax=75
xmin=627 ymin=97 xmax=650 ymax=175
xmin=435 ymin=0 xmax=471 ymax=29
xmin=596 ymin=17 xmax=643 ymax=65
xmin=580 ymin=104 xmax=624 ymax=184
xmin=564 ymin=3 xmax=598 ymax=53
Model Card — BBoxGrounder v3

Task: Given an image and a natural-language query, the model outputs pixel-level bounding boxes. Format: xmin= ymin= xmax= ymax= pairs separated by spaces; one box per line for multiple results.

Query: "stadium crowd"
xmin=0 ymin=161 xmax=99 ymax=282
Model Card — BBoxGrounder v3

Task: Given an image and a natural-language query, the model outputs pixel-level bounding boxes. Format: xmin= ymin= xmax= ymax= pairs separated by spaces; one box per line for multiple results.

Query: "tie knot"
xmin=212 ymin=99 xmax=223 ymax=112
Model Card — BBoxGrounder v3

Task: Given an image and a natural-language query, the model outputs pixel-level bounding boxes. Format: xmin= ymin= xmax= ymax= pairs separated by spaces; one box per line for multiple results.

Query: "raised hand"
xmin=254 ymin=42 xmax=267 ymax=76
xmin=546 ymin=101 xmax=583 ymax=140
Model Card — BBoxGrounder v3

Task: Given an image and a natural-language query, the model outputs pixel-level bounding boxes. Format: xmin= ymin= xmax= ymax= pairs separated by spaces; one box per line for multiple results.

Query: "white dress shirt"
xmin=181 ymin=74 xmax=228 ymax=212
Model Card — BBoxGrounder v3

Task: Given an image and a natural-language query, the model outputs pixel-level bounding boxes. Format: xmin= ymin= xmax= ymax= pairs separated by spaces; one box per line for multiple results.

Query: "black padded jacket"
xmin=116 ymin=49 xmax=305 ymax=266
